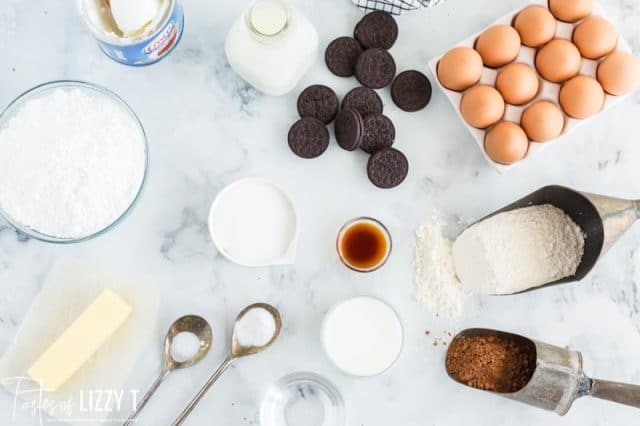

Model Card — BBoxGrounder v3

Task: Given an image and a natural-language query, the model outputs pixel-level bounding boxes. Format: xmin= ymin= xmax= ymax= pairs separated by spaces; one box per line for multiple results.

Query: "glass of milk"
xmin=321 ymin=296 xmax=404 ymax=377
xmin=225 ymin=0 xmax=319 ymax=96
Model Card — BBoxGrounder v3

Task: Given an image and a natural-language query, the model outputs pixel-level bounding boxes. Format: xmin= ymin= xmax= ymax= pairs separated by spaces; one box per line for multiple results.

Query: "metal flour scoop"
xmin=471 ymin=185 xmax=640 ymax=293
xmin=447 ymin=328 xmax=640 ymax=415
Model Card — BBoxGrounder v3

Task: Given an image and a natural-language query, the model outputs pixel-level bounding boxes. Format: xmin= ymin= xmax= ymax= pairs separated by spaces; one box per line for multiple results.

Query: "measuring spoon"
xmin=172 ymin=303 xmax=282 ymax=425
xmin=465 ymin=185 xmax=640 ymax=294
xmin=123 ymin=315 xmax=212 ymax=425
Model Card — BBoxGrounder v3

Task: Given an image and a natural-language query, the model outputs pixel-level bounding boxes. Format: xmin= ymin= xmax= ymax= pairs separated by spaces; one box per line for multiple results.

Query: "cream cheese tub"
xmin=77 ymin=0 xmax=184 ymax=66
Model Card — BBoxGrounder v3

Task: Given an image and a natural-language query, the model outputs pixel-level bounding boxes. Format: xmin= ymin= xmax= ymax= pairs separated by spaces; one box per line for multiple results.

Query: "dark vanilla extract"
xmin=339 ymin=221 xmax=389 ymax=271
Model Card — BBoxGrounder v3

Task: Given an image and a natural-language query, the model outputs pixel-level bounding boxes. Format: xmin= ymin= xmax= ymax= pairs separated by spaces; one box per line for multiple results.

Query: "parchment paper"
xmin=0 ymin=258 xmax=160 ymax=425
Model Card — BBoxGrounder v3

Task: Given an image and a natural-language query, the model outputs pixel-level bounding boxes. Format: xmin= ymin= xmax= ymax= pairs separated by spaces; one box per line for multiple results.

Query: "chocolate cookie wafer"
xmin=355 ymin=48 xmax=397 ymax=89
xmin=367 ymin=148 xmax=409 ymax=189
xmin=341 ymin=87 xmax=383 ymax=117
xmin=335 ymin=108 xmax=364 ymax=151
xmin=288 ymin=117 xmax=330 ymax=159
xmin=361 ymin=113 xmax=395 ymax=154
xmin=354 ymin=11 xmax=399 ymax=49
xmin=325 ymin=36 xmax=364 ymax=77
xmin=297 ymin=85 xmax=340 ymax=124
xmin=391 ymin=70 xmax=432 ymax=112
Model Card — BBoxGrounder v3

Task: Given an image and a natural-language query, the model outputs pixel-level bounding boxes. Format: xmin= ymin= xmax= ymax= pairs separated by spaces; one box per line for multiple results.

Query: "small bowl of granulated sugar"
xmin=0 ymin=81 xmax=148 ymax=243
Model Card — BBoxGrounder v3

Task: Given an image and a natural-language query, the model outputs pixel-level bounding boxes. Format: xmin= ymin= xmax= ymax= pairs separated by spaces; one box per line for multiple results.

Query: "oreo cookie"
xmin=341 ymin=87 xmax=383 ymax=117
xmin=288 ymin=117 xmax=330 ymax=159
xmin=391 ymin=70 xmax=432 ymax=112
xmin=297 ymin=85 xmax=340 ymax=124
xmin=325 ymin=36 xmax=364 ymax=77
xmin=355 ymin=48 xmax=396 ymax=89
xmin=354 ymin=11 xmax=398 ymax=49
xmin=361 ymin=113 xmax=395 ymax=154
xmin=335 ymin=109 xmax=364 ymax=151
xmin=367 ymin=148 xmax=409 ymax=189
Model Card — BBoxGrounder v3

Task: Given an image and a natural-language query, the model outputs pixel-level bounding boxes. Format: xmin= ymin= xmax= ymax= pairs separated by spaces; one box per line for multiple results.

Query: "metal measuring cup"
xmin=469 ymin=185 xmax=640 ymax=294
xmin=447 ymin=328 xmax=640 ymax=415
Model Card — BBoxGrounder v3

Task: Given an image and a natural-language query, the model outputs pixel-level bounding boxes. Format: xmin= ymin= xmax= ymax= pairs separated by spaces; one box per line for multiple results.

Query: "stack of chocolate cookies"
xmin=288 ymin=11 xmax=432 ymax=189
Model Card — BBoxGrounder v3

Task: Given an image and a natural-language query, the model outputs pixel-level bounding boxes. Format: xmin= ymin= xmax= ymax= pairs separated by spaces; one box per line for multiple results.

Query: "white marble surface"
xmin=1 ymin=0 xmax=640 ymax=425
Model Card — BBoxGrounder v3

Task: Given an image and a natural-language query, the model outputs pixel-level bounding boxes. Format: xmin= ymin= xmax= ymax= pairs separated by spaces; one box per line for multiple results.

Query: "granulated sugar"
xmin=452 ymin=204 xmax=585 ymax=295
xmin=414 ymin=217 xmax=466 ymax=320
xmin=0 ymin=86 xmax=146 ymax=239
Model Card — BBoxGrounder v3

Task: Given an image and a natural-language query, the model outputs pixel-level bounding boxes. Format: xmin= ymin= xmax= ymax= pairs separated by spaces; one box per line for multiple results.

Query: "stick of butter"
xmin=27 ymin=289 xmax=132 ymax=392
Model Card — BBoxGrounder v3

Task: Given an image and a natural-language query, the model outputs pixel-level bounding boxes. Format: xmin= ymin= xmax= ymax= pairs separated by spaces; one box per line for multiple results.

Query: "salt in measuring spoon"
xmin=173 ymin=303 xmax=282 ymax=425
xmin=123 ymin=315 xmax=212 ymax=425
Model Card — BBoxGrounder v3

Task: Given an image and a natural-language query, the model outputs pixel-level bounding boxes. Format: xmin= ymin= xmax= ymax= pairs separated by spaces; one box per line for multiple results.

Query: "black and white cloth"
xmin=351 ymin=0 xmax=446 ymax=15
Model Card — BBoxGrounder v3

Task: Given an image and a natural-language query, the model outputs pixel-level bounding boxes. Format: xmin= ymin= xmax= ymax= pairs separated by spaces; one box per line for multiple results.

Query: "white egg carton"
xmin=427 ymin=0 xmax=635 ymax=173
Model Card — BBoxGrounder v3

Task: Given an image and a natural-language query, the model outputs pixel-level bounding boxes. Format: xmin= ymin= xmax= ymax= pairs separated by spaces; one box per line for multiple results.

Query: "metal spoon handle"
xmin=123 ymin=367 xmax=172 ymax=425
xmin=172 ymin=355 xmax=235 ymax=425
xmin=589 ymin=378 xmax=640 ymax=409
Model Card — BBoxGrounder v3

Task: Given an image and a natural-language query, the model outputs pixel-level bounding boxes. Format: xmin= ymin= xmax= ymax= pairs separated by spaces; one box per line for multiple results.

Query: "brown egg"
xmin=560 ymin=75 xmax=605 ymax=119
xmin=535 ymin=39 xmax=582 ymax=83
xmin=513 ymin=6 xmax=557 ymax=48
xmin=484 ymin=122 xmax=529 ymax=165
xmin=437 ymin=47 xmax=484 ymax=91
xmin=549 ymin=0 xmax=595 ymax=23
xmin=573 ymin=16 xmax=618 ymax=60
xmin=460 ymin=85 xmax=505 ymax=129
xmin=521 ymin=101 xmax=565 ymax=142
xmin=475 ymin=25 xmax=521 ymax=68
xmin=496 ymin=63 xmax=540 ymax=105
xmin=597 ymin=51 xmax=640 ymax=95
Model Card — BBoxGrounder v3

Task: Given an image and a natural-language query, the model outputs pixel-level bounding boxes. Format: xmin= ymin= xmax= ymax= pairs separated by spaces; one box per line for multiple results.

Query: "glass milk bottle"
xmin=225 ymin=0 xmax=318 ymax=96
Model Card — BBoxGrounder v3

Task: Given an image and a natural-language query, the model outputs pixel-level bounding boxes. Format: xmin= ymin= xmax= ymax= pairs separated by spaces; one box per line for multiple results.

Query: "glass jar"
xmin=225 ymin=0 xmax=318 ymax=96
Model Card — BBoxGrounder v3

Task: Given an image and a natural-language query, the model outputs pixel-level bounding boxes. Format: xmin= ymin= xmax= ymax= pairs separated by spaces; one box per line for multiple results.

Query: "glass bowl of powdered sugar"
xmin=0 ymin=81 xmax=148 ymax=243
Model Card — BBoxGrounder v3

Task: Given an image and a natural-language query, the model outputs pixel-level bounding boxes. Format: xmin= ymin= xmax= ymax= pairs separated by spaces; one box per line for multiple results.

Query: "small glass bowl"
xmin=260 ymin=372 xmax=345 ymax=426
xmin=336 ymin=217 xmax=392 ymax=273
xmin=0 ymin=81 xmax=148 ymax=243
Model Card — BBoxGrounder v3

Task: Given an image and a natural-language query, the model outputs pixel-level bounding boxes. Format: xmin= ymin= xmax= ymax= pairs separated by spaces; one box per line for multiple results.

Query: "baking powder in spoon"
xmin=235 ymin=307 xmax=277 ymax=347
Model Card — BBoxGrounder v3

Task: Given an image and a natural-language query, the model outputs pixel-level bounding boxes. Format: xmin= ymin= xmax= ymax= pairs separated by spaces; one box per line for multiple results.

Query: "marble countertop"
xmin=1 ymin=0 xmax=640 ymax=424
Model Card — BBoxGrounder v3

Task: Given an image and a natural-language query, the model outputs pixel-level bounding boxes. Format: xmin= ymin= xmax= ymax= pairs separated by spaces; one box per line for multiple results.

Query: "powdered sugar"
xmin=452 ymin=204 xmax=585 ymax=295
xmin=0 ymin=85 xmax=146 ymax=239
xmin=414 ymin=216 xmax=466 ymax=320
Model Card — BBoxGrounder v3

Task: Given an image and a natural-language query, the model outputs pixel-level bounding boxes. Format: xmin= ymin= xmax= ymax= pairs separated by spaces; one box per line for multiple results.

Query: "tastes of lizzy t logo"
xmin=0 ymin=377 xmax=140 ymax=424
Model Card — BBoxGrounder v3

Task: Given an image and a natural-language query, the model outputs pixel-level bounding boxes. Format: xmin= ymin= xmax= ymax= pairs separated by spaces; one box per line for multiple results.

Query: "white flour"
xmin=414 ymin=217 xmax=466 ymax=320
xmin=0 ymin=86 xmax=146 ymax=239
xmin=452 ymin=204 xmax=585 ymax=295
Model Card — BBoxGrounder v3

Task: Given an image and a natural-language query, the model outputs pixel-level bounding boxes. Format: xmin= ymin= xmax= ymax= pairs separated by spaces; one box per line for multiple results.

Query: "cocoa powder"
xmin=446 ymin=333 xmax=536 ymax=393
